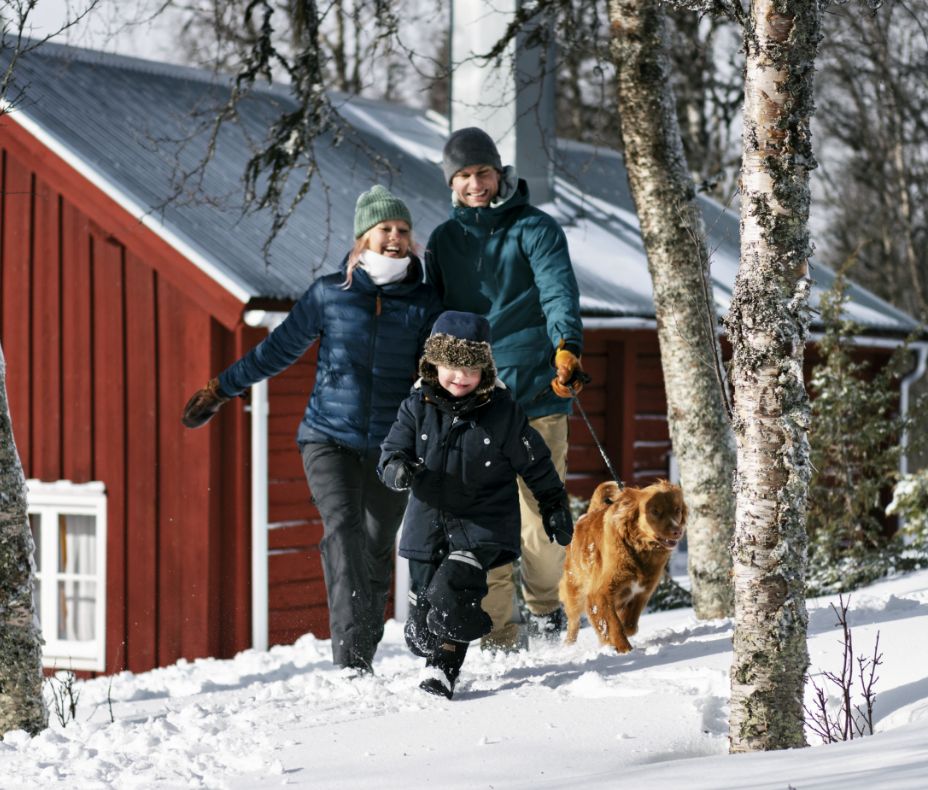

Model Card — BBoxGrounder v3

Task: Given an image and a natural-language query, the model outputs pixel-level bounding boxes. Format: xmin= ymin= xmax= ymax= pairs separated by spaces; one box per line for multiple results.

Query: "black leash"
xmin=535 ymin=371 xmax=624 ymax=491
xmin=569 ymin=376 xmax=624 ymax=491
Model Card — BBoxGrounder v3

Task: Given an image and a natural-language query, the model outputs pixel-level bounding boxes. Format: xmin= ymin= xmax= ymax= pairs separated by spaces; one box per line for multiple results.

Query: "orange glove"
xmin=551 ymin=348 xmax=584 ymax=398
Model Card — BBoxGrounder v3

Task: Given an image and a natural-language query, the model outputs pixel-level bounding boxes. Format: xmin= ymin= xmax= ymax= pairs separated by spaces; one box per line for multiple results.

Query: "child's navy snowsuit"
xmin=380 ymin=378 xmax=566 ymax=650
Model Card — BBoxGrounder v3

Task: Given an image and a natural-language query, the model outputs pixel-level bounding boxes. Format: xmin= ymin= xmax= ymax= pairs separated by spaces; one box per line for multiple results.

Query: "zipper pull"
xmin=376 ymin=294 xmax=382 ymax=315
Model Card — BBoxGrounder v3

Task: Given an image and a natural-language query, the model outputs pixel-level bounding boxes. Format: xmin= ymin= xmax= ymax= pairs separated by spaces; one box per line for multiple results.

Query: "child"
xmin=182 ymin=185 xmax=443 ymax=673
xmin=379 ymin=310 xmax=573 ymax=698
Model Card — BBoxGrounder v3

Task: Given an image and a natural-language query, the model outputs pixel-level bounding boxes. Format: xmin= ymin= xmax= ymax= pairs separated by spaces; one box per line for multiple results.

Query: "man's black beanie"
xmin=441 ymin=127 xmax=503 ymax=185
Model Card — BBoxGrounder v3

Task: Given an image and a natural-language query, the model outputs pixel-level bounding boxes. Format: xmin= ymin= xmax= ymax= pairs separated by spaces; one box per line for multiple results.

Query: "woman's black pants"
xmin=301 ymin=442 xmax=408 ymax=670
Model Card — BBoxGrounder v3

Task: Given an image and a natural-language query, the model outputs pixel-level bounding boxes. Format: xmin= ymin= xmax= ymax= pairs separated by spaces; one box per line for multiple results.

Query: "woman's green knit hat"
xmin=353 ymin=185 xmax=412 ymax=238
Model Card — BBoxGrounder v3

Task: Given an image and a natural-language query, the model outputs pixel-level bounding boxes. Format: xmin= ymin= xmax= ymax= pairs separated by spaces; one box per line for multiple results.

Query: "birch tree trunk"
xmin=608 ymin=0 xmax=736 ymax=618
xmin=725 ymin=0 xmax=821 ymax=752
xmin=0 ymin=342 xmax=47 ymax=736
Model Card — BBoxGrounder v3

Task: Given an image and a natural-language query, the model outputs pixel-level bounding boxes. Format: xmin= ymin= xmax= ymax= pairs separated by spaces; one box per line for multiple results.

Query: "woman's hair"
xmin=341 ymin=227 xmax=418 ymax=288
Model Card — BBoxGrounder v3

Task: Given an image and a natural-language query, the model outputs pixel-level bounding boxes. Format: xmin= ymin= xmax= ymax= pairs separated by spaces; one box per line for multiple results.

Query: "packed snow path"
xmin=2 ymin=571 xmax=928 ymax=788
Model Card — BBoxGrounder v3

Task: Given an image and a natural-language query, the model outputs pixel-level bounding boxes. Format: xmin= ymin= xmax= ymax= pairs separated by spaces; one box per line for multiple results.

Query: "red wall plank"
xmin=31 ymin=176 xmax=61 ymax=481
xmin=156 ymin=279 xmax=191 ymax=665
xmin=269 ymin=604 xmax=328 ymax=640
xmin=179 ymin=314 xmax=220 ymax=659
xmin=60 ymin=202 xmax=93 ymax=481
xmin=268 ymin=550 xmax=326 ymax=583
xmin=124 ymin=253 xmax=158 ymax=672
xmin=267 ymin=521 xmax=323 ymax=551
xmin=216 ymin=323 xmax=261 ymax=658
xmin=1 ymin=152 xmax=32 ymax=469
xmin=269 ymin=577 xmax=328 ymax=609
xmin=269 ymin=501 xmax=317 ymax=524
xmin=93 ymin=234 xmax=128 ymax=672
xmin=268 ymin=448 xmax=306 ymax=481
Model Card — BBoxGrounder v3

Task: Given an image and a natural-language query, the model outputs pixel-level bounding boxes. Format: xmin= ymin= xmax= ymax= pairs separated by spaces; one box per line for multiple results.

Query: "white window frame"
xmin=26 ymin=480 xmax=107 ymax=672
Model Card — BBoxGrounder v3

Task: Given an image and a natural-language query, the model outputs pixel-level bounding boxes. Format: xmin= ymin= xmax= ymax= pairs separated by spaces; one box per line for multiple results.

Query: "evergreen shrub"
xmin=806 ymin=266 xmax=927 ymax=594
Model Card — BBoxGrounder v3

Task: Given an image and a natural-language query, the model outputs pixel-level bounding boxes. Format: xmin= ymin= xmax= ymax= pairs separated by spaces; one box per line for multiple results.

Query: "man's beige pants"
xmin=480 ymin=413 xmax=569 ymax=649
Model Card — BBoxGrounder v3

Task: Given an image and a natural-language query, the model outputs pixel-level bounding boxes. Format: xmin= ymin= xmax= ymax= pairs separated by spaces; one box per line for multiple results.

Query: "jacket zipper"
xmin=436 ymin=415 xmax=470 ymax=537
xmin=522 ymin=436 xmax=535 ymax=462
xmin=363 ymin=291 xmax=381 ymax=451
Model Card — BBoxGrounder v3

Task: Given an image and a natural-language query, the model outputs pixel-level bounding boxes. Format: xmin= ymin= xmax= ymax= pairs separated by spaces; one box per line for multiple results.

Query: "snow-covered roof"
xmin=3 ymin=40 xmax=919 ymax=335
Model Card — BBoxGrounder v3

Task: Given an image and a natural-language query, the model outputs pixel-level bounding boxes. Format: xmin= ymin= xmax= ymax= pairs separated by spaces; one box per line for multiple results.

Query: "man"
xmin=425 ymin=127 xmax=584 ymax=650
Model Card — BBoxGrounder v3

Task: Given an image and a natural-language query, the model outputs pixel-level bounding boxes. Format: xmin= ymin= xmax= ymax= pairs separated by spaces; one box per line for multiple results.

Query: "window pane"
xmin=57 ymin=514 xmax=97 ymax=575
xmin=57 ymin=580 xmax=96 ymax=641
xmin=29 ymin=513 xmax=41 ymax=572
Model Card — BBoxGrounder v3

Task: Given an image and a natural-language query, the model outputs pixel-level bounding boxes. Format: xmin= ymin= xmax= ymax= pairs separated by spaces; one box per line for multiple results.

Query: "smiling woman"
xmin=180 ymin=184 xmax=443 ymax=674
xmin=342 ymin=186 xmax=416 ymax=288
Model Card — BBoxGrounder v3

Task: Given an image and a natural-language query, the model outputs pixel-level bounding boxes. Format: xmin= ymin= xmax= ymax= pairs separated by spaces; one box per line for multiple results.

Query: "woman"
xmin=182 ymin=185 xmax=442 ymax=673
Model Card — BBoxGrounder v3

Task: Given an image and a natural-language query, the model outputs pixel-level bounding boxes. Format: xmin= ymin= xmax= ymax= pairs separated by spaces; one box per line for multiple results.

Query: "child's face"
xmin=436 ymin=365 xmax=482 ymax=397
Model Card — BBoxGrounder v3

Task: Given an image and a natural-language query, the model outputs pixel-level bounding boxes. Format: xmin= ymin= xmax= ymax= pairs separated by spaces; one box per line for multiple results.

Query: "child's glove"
xmin=551 ymin=345 xmax=585 ymax=398
xmin=538 ymin=489 xmax=574 ymax=546
xmin=182 ymin=378 xmax=231 ymax=428
xmin=543 ymin=505 xmax=574 ymax=546
xmin=382 ymin=458 xmax=417 ymax=491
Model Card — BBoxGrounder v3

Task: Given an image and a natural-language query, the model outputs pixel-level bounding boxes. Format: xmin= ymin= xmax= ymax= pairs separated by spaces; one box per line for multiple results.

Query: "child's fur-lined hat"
xmin=420 ymin=311 xmax=497 ymax=396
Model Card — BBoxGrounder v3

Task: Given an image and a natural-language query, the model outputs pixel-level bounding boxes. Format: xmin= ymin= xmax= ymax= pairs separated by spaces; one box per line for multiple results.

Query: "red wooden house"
xmin=1 ymin=42 xmax=921 ymax=676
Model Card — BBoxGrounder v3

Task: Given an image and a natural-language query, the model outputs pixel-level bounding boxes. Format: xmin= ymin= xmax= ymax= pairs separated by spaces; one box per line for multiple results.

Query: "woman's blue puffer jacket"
xmin=219 ymin=256 xmax=443 ymax=452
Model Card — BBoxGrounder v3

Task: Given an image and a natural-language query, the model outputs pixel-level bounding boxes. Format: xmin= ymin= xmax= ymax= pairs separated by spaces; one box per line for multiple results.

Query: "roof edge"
xmin=2 ymin=99 xmax=254 ymax=304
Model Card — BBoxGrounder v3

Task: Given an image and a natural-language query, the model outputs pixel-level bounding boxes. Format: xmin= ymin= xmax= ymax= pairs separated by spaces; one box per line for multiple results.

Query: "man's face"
xmin=451 ymin=165 xmax=501 ymax=208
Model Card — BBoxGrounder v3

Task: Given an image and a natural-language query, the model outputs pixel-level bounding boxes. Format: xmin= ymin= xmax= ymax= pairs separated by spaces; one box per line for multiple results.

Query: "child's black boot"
xmin=419 ymin=640 xmax=468 ymax=700
xmin=404 ymin=590 xmax=438 ymax=658
xmin=423 ymin=552 xmax=492 ymax=643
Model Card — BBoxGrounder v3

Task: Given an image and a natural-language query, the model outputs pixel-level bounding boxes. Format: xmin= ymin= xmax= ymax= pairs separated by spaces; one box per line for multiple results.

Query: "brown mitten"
xmin=181 ymin=378 xmax=230 ymax=428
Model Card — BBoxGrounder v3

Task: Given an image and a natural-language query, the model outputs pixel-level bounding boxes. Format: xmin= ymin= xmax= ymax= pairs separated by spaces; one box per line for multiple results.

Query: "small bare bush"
xmin=46 ymin=671 xmax=81 ymax=728
xmin=804 ymin=595 xmax=882 ymax=743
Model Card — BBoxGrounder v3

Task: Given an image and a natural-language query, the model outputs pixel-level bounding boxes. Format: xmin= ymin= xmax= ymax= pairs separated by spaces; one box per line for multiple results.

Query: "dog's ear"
xmin=589 ymin=481 xmax=621 ymax=512
xmin=612 ymin=488 xmax=641 ymax=538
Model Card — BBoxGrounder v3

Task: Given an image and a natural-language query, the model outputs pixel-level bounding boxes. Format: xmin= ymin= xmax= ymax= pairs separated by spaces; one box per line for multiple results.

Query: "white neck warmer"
xmin=359 ymin=249 xmax=411 ymax=285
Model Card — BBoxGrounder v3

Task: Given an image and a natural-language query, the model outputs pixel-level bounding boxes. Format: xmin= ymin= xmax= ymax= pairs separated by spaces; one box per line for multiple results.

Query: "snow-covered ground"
xmin=3 ymin=569 xmax=928 ymax=789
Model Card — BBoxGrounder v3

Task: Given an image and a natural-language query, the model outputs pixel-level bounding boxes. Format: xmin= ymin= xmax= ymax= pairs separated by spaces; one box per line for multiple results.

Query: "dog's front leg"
xmin=587 ymin=590 xmax=632 ymax=653
xmin=559 ymin=575 xmax=584 ymax=645
xmin=619 ymin=592 xmax=649 ymax=637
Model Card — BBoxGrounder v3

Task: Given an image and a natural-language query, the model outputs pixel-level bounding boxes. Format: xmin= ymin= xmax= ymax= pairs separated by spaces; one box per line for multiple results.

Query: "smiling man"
xmin=424 ymin=127 xmax=584 ymax=652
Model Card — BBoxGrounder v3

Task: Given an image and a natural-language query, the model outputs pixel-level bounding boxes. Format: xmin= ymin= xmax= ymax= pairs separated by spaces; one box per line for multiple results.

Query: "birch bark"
xmin=608 ymin=0 xmax=736 ymax=618
xmin=725 ymin=0 xmax=822 ymax=752
xmin=0 ymin=343 xmax=47 ymax=735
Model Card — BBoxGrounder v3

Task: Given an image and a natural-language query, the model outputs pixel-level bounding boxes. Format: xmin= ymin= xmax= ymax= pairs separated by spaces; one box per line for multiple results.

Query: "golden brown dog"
xmin=559 ymin=479 xmax=687 ymax=653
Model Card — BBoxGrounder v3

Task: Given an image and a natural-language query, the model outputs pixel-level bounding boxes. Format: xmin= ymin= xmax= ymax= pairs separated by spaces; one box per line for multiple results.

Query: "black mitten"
xmin=382 ymin=458 xmax=414 ymax=492
xmin=538 ymin=488 xmax=574 ymax=546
